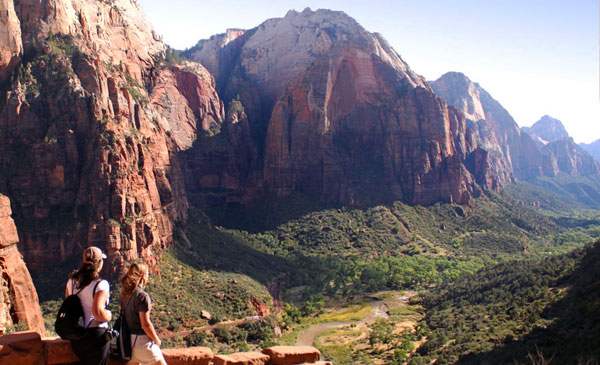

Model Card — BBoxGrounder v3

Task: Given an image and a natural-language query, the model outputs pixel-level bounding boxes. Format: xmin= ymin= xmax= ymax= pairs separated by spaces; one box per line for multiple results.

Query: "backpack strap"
xmin=71 ymin=279 xmax=85 ymax=297
xmin=85 ymin=280 xmax=102 ymax=328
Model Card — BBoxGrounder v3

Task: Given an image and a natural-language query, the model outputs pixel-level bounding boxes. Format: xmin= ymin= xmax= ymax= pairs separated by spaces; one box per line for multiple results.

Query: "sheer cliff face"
xmin=431 ymin=72 xmax=543 ymax=181
xmin=0 ymin=0 xmax=224 ymax=269
xmin=187 ymin=8 xmax=493 ymax=206
xmin=540 ymin=138 xmax=600 ymax=177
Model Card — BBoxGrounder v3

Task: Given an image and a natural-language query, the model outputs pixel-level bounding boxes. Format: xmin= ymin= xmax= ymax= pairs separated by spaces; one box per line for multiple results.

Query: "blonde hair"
xmin=120 ymin=262 xmax=148 ymax=300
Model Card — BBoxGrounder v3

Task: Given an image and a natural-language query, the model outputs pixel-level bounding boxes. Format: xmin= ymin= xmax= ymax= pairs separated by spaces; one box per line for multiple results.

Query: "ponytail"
xmin=69 ymin=262 xmax=100 ymax=289
xmin=120 ymin=262 xmax=148 ymax=300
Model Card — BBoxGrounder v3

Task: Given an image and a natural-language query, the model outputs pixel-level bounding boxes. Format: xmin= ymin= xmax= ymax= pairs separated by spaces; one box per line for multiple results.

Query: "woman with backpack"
xmin=65 ymin=246 xmax=112 ymax=364
xmin=120 ymin=262 xmax=166 ymax=365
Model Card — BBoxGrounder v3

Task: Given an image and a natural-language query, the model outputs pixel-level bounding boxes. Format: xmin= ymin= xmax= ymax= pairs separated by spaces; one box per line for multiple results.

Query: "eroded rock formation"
xmin=0 ymin=195 xmax=45 ymax=334
xmin=521 ymin=116 xmax=600 ymax=177
xmin=431 ymin=71 xmax=543 ymax=181
xmin=0 ymin=0 xmax=224 ymax=269
xmin=186 ymin=8 xmax=495 ymax=206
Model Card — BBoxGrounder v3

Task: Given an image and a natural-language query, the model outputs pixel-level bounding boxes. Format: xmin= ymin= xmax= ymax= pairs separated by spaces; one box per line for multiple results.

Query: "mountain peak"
xmin=431 ymin=72 xmax=486 ymax=122
xmin=522 ymin=115 xmax=570 ymax=144
xmin=188 ymin=8 xmax=426 ymax=105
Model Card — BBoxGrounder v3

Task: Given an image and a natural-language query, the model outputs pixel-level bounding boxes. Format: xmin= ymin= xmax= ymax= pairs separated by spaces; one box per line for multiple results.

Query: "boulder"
xmin=262 ymin=346 xmax=321 ymax=364
xmin=213 ymin=351 xmax=270 ymax=365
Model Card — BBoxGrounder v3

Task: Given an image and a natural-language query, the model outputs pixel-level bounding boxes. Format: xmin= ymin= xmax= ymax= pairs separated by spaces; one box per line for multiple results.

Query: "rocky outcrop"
xmin=0 ymin=0 xmax=223 ymax=269
xmin=0 ymin=0 xmax=22 ymax=83
xmin=520 ymin=116 xmax=599 ymax=177
xmin=186 ymin=8 xmax=494 ymax=206
xmin=522 ymin=115 xmax=570 ymax=146
xmin=0 ymin=195 xmax=44 ymax=334
xmin=579 ymin=139 xmax=600 ymax=162
xmin=431 ymin=72 xmax=543 ymax=181
xmin=150 ymin=63 xmax=225 ymax=150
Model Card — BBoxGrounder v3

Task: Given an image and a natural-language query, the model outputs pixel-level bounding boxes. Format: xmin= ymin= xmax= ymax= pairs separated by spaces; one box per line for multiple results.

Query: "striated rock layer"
xmin=186 ymin=8 xmax=496 ymax=206
xmin=0 ymin=195 xmax=45 ymax=334
xmin=0 ymin=0 xmax=224 ymax=269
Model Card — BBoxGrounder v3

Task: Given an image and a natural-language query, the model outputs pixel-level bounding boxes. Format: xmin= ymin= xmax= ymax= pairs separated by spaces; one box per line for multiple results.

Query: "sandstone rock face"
xmin=186 ymin=8 xmax=493 ymax=206
xmin=0 ymin=195 xmax=45 ymax=334
xmin=0 ymin=0 xmax=22 ymax=83
xmin=0 ymin=0 xmax=223 ymax=269
xmin=431 ymin=71 xmax=543 ymax=181
xmin=184 ymin=28 xmax=246 ymax=85
xmin=150 ymin=64 xmax=225 ymax=150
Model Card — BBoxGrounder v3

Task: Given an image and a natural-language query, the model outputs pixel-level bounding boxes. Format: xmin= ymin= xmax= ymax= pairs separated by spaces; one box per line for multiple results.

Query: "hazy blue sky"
xmin=140 ymin=0 xmax=600 ymax=143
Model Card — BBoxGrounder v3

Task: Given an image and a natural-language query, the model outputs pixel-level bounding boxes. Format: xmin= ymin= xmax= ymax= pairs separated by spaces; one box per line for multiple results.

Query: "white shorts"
xmin=130 ymin=334 xmax=165 ymax=365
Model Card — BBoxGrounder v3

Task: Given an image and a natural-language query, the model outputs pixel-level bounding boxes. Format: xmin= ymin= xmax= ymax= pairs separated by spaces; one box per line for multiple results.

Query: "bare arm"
xmin=92 ymin=290 xmax=112 ymax=323
xmin=65 ymin=279 xmax=72 ymax=298
xmin=139 ymin=311 xmax=161 ymax=346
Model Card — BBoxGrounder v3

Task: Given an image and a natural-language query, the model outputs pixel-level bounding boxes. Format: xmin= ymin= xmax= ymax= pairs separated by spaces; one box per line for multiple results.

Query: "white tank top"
xmin=66 ymin=278 xmax=110 ymax=328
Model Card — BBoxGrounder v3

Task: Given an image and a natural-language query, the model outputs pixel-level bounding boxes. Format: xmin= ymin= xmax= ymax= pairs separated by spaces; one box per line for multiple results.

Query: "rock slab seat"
xmin=0 ymin=331 xmax=43 ymax=365
xmin=45 ymin=338 xmax=79 ymax=364
xmin=213 ymin=351 xmax=270 ymax=365
xmin=262 ymin=346 xmax=321 ymax=364
xmin=161 ymin=346 xmax=214 ymax=365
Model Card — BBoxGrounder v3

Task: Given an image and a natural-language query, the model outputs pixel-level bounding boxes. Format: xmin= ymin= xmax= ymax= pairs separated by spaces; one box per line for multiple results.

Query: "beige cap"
xmin=83 ymin=246 xmax=107 ymax=264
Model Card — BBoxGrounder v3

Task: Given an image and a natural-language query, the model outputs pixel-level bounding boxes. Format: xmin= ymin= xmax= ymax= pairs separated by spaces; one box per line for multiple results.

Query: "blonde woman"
xmin=120 ymin=262 xmax=166 ymax=365
xmin=65 ymin=246 xmax=112 ymax=364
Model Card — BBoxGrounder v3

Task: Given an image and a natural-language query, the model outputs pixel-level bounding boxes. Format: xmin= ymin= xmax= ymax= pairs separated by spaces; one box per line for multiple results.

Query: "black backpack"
xmin=55 ymin=280 xmax=100 ymax=340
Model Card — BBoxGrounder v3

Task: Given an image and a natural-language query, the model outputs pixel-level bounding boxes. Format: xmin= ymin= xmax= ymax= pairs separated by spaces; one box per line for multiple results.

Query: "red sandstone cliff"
xmin=187 ymin=8 xmax=493 ymax=206
xmin=0 ymin=195 xmax=45 ymax=334
xmin=0 ymin=0 xmax=224 ymax=269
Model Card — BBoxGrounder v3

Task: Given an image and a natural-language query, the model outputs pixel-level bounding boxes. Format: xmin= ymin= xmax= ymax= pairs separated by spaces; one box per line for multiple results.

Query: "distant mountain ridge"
xmin=430 ymin=72 xmax=542 ymax=181
xmin=579 ymin=139 xmax=600 ymax=162
xmin=431 ymin=73 xmax=600 ymax=180
xmin=522 ymin=115 xmax=570 ymax=146
xmin=520 ymin=116 xmax=600 ymax=177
